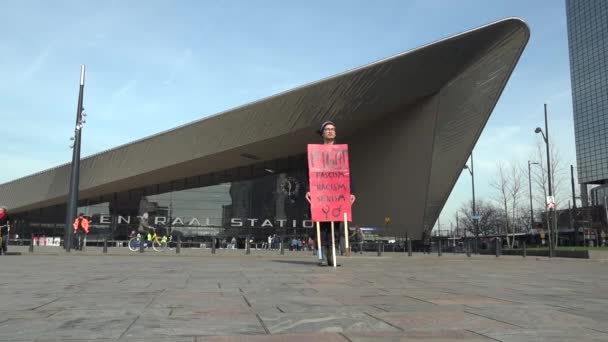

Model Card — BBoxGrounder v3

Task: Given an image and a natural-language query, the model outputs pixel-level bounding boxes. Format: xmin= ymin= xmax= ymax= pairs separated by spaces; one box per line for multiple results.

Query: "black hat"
xmin=319 ymin=121 xmax=335 ymax=136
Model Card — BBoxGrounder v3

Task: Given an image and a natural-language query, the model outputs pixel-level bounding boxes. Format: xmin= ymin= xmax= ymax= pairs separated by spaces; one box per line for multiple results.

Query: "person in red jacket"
xmin=0 ymin=207 xmax=10 ymax=255
xmin=72 ymin=213 xmax=90 ymax=250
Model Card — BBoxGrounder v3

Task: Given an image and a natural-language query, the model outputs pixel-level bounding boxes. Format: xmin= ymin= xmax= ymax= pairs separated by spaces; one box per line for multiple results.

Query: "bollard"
xmin=245 ymin=237 xmax=251 ymax=255
xmin=212 ymin=238 xmax=216 ymax=254
xmin=377 ymin=241 xmax=382 ymax=257
xmin=139 ymin=236 xmax=145 ymax=253
xmin=29 ymin=234 xmax=34 ymax=253
xmin=467 ymin=240 xmax=471 ymax=257
xmin=522 ymin=240 xmax=527 ymax=258
xmin=407 ymin=239 xmax=412 ymax=257
xmin=103 ymin=238 xmax=108 ymax=254
xmin=438 ymin=239 xmax=442 ymax=256
xmin=280 ymin=238 xmax=284 ymax=255
xmin=495 ymin=238 xmax=500 ymax=257
xmin=176 ymin=235 xmax=181 ymax=254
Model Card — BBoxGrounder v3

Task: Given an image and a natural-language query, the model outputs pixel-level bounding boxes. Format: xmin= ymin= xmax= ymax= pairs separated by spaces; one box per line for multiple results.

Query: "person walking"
xmin=72 ymin=213 xmax=90 ymax=251
xmin=306 ymin=121 xmax=356 ymax=266
xmin=0 ymin=207 xmax=11 ymax=255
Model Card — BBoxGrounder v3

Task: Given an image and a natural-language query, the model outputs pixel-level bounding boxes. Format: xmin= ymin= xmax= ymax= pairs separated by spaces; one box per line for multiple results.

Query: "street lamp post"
xmin=528 ymin=160 xmax=540 ymax=231
xmin=463 ymin=152 xmax=478 ymax=254
xmin=535 ymin=103 xmax=554 ymax=258
xmin=64 ymin=65 xmax=86 ymax=252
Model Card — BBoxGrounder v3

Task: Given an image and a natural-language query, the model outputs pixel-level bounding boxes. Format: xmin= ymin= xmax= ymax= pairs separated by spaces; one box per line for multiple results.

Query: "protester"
xmin=72 ymin=213 xmax=90 ymax=250
xmin=351 ymin=225 xmax=364 ymax=254
xmin=0 ymin=207 xmax=10 ymax=255
xmin=306 ymin=121 xmax=356 ymax=266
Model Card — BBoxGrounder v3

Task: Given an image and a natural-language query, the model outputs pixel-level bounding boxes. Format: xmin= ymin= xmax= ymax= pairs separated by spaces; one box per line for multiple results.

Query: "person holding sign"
xmin=306 ymin=121 xmax=356 ymax=267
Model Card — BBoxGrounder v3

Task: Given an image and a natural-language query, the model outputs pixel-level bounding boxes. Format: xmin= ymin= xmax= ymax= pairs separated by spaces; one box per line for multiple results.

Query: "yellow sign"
xmin=540 ymin=231 xmax=545 ymax=239
xmin=602 ymin=231 xmax=606 ymax=239
xmin=384 ymin=217 xmax=391 ymax=223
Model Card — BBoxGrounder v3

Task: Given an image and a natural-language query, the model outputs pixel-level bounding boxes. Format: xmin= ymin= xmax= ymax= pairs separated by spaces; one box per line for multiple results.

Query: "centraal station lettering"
xmin=91 ymin=215 xmax=314 ymax=228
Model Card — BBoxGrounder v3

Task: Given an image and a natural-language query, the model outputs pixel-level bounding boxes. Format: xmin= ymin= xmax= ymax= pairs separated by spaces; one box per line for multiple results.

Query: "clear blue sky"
xmin=1 ymin=0 xmax=575 ymax=229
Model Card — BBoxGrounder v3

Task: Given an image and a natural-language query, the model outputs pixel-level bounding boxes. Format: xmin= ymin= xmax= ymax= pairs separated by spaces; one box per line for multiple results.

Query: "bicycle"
xmin=128 ymin=233 xmax=169 ymax=252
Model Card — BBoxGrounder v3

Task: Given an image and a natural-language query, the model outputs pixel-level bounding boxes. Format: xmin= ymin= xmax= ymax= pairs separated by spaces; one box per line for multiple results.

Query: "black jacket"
xmin=0 ymin=215 xmax=9 ymax=235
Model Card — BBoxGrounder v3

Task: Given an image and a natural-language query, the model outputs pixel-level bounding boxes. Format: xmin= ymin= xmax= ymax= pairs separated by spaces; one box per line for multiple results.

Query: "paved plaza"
xmin=1 ymin=247 xmax=608 ymax=341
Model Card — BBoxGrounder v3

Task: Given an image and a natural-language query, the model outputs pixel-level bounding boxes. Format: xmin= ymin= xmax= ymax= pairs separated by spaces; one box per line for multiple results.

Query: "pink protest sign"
xmin=307 ymin=144 xmax=352 ymax=222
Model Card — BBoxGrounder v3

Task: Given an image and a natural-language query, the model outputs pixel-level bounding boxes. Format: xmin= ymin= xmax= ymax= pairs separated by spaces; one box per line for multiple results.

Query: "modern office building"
xmin=0 ymin=18 xmax=529 ymax=243
xmin=566 ymin=0 xmax=608 ymax=205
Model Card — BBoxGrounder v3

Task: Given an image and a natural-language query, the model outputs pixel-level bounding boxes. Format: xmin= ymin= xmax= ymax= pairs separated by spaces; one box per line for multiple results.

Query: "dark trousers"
xmin=1 ymin=233 xmax=7 ymax=254
xmin=319 ymin=222 xmax=340 ymax=265
xmin=74 ymin=231 xmax=86 ymax=250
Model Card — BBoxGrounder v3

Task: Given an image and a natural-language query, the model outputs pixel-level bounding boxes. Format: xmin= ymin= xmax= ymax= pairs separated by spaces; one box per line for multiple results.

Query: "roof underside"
xmin=0 ymin=18 xmax=529 ymax=220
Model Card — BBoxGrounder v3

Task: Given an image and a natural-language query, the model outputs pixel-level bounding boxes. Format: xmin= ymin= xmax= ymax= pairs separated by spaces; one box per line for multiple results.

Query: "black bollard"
xmin=139 ymin=236 xmax=144 ymax=253
xmin=377 ymin=241 xmax=382 ymax=256
xmin=29 ymin=234 xmax=34 ymax=253
xmin=467 ymin=240 xmax=471 ymax=257
xmin=438 ymin=239 xmax=442 ymax=256
xmin=245 ymin=236 xmax=251 ymax=255
xmin=103 ymin=238 xmax=108 ymax=254
xmin=176 ymin=235 xmax=181 ymax=254
xmin=407 ymin=239 xmax=412 ymax=257
xmin=495 ymin=238 xmax=500 ymax=257
xmin=280 ymin=237 xmax=284 ymax=255
xmin=212 ymin=238 xmax=216 ymax=254
xmin=522 ymin=240 xmax=527 ymax=258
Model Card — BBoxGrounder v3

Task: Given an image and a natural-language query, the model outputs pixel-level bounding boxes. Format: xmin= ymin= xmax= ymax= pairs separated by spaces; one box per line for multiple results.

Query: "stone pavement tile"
xmin=333 ymin=294 xmax=424 ymax=306
xmin=150 ymin=294 xmax=250 ymax=310
xmin=122 ymin=314 xmax=265 ymax=337
xmin=481 ymin=328 xmax=608 ymax=342
xmin=464 ymin=305 xmax=603 ymax=329
xmin=245 ymin=294 xmax=343 ymax=311
xmin=370 ymin=311 xmax=518 ymax=333
xmin=171 ymin=308 xmax=258 ymax=316
xmin=343 ymin=330 xmax=494 ymax=341
xmin=36 ymin=337 xmax=196 ymax=342
xmin=196 ymin=332 xmax=348 ymax=341
xmin=426 ymin=294 xmax=514 ymax=306
xmin=48 ymin=308 xmax=172 ymax=319
xmin=276 ymin=304 xmax=386 ymax=314
xmin=0 ymin=309 xmax=58 ymax=321
xmin=0 ymin=294 xmax=61 ymax=311
xmin=373 ymin=303 xmax=467 ymax=313
xmin=42 ymin=292 xmax=155 ymax=311
xmin=0 ymin=315 xmax=137 ymax=340
xmin=258 ymin=312 xmax=400 ymax=334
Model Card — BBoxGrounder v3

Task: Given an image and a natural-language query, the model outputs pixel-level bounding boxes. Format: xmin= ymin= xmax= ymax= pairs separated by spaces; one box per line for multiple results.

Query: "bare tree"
xmin=492 ymin=161 xmax=511 ymax=245
xmin=507 ymin=162 xmax=525 ymax=247
xmin=530 ymin=141 xmax=568 ymax=246
xmin=458 ymin=199 xmax=503 ymax=237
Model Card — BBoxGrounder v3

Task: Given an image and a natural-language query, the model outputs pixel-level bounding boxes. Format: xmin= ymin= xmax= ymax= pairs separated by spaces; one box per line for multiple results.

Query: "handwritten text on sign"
xmin=308 ymin=144 xmax=352 ymax=222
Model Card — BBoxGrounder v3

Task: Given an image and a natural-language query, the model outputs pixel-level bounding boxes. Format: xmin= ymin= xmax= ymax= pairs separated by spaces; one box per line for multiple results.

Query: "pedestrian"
xmin=0 ymin=207 xmax=11 ymax=255
xmin=267 ymin=234 xmax=272 ymax=250
xmin=351 ymin=225 xmax=364 ymax=254
xmin=72 ymin=213 xmax=90 ymax=250
xmin=306 ymin=121 xmax=356 ymax=266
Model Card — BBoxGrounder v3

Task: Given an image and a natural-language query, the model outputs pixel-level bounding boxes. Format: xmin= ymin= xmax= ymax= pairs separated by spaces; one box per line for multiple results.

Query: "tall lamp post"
xmin=528 ymin=160 xmax=540 ymax=230
xmin=534 ymin=103 xmax=554 ymax=258
xmin=64 ymin=65 xmax=87 ymax=251
xmin=463 ymin=153 xmax=478 ymax=254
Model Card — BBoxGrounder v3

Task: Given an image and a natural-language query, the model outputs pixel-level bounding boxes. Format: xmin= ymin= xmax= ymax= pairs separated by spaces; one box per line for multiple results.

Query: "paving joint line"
xmin=29 ymin=297 xmax=61 ymax=311
xmin=465 ymin=328 xmax=503 ymax=341
xmin=255 ymin=313 xmax=270 ymax=334
xmin=402 ymin=295 xmax=438 ymax=305
xmin=276 ymin=306 xmax=285 ymax=313
xmin=363 ymin=311 xmax=404 ymax=332
xmin=371 ymin=304 xmax=390 ymax=312
xmin=338 ymin=332 xmax=354 ymax=341
xmin=119 ymin=315 xmax=140 ymax=339
xmin=463 ymin=310 xmax=525 ymax=329
xmin=242 ymin=295 xmax=252 ymax=307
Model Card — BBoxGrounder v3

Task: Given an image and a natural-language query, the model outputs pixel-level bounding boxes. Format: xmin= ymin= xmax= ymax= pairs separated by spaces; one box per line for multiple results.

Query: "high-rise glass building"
xmin=566 ymin=0 xmax=608 ymax=205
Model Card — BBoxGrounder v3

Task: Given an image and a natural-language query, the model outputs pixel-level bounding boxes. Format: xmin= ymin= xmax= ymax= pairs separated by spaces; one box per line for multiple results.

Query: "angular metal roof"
xmin=0 ymin=18 xmax=529 ymax=237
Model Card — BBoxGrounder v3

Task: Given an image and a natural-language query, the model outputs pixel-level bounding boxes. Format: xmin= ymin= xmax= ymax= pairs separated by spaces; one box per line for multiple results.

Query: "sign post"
xmin=308 ymin=144 xmax=352 ymax=268
xmin=344 ymin=213 xmax=350 ymax=257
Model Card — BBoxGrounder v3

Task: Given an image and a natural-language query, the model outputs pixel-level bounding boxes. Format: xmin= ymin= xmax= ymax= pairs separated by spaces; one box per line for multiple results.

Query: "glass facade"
xmin=11 ymin=155 xmax=318 ymax=244
xmin=566 ymin=0 xmax=608 ymax=185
